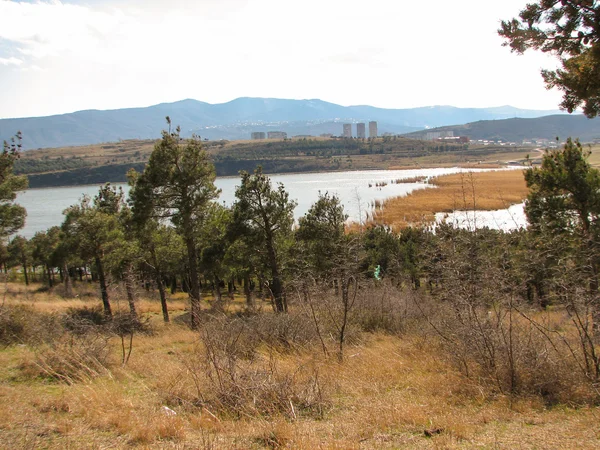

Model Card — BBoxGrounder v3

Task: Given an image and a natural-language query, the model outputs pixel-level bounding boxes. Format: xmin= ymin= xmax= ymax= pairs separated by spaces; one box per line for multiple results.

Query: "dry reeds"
xmin=374 ymin=170 xmax=528 ymax=229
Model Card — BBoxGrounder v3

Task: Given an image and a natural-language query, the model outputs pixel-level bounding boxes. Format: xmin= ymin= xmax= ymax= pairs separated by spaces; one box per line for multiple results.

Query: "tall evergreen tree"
xmin=0 ymin=132 xmax=27 ymax=238
xmin=129 ymin=120 xmax=219 ymax=328
xmin=500 ymin=0 xmax=600 ymax=116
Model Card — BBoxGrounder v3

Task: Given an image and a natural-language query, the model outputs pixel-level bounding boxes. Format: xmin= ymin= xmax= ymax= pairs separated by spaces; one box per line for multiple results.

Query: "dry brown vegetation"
xmin=374 ymin=169 xmax=529 ymax=229
xmin=0 ymin=282 xmax=599 ymax=449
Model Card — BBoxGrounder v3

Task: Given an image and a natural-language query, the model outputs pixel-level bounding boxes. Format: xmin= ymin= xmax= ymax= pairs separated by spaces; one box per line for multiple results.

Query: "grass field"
xmin=1 ymin=282 xmax=599 ymax=449
xmin=374 ymin=169 xmax=529 ymax=229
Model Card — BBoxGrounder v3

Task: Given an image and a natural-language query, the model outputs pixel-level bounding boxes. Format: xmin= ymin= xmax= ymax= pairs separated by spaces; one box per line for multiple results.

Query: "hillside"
xmin=403 ymin=114 xmax=600 ymax=143
xmin=15 ymin=136 xmax=531 ymax=188
xmin=0 ymin=98 xmax=564 ymax=150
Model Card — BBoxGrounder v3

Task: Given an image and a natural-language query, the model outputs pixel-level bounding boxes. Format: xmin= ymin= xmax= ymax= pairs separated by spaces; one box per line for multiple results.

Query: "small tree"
xmin=62 ymin=184 xmax=125 ymax=318
xmin=8 ymin=235 xmax=31 ymax=285
xmin=134 ymin=220 xmax=184 ymax=323
xmin=233 ymin=167 xmax=296 ymax=313
xmin=30 ymin=227 xmax=60 ymax=288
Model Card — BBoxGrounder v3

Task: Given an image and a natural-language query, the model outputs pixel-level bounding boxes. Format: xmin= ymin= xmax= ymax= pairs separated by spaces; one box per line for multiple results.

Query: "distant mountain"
xmin=402 ymin=114 xmax=600 ymax=143
xmin=0 ymin=97 xmax=566 ymax=150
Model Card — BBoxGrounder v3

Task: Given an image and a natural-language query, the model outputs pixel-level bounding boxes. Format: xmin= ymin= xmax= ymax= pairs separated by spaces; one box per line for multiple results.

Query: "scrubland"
xmin=0 ymin=281 xmax=598 ymax=449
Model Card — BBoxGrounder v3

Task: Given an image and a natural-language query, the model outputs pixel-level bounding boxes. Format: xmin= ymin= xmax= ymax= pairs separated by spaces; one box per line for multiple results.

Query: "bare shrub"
xmin=247 ymin=311 xmax=321 ymax=352
xmin=352 ymin=283 xmax=426 ymax=334
xmin=64 ymin=305 xmax=106 ymax=335
xmin=178 ymin=315 xmax=329 ymax=419
xmin=430 ymin=300 xmax=581 ymax=401
xmin=31 ymin=331 xmax=112 ymax=384
xmin=423 ymin=227 xmax=598 ymax=403
xmin=0 ymin=305 xmax=63 ymax=346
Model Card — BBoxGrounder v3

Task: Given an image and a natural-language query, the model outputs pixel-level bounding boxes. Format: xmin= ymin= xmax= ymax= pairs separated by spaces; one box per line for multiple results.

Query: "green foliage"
xmin=129 ymin=128 xmax=219 ymax=231
xmin=129 ymin=121 xmax=220 ymax=328
xmin=500 ymin=0 xmax=600 ymax=116
xmin=62 ymin=184 xmax=127 ymax=317
xmin=296 ymin=192 xmax=348 ymax=280
xmin=0 ymin=132 xmax=28 ymax=237
xmin=233 ymin=167 xmax=296 ymax=312
xmin=524 ymin=138 xmax=600 ymax=234
xmin=14 ymin=156 xmax=92 ymax=175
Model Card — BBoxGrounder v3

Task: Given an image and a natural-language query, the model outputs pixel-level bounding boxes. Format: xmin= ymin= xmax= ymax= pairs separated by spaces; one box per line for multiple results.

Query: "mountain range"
xmin=0 ymin=98 xmax=566 ymax=150
xmin=403 ymin=114 xmax=600 ymax=143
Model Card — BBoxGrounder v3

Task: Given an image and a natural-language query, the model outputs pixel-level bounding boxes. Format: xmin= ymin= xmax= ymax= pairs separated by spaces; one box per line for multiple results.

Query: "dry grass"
xmin=374 ymin=169 xmax=529 ymax=229
xmin=1 ymin=326 xmax=599 ymax=449
xmin=0 ymin=282 xmax=599 ymax=449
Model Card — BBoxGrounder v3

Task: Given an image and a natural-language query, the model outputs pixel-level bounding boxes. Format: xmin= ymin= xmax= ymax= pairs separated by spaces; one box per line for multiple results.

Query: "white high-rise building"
xmin=369 ymin=121 xmax=378 ymax=138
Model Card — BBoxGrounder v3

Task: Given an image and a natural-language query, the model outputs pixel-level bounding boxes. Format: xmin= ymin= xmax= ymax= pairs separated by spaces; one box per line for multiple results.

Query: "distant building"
xmin=425 ymin=130 xmax=454 ymax=141
xmin=357 ymin=123 xmax=366 ymax=139
xmin=343 ymin=123 xmax=352 ymax=138
xmin=251 ymin=132 xmax=266 ymax=140
xmin=369 ymin=121 xmax=378 ymax=138
xmin=293 ymin=135 xmax=313 ymax=139
xmin=267 ymin=131 xmax=287 ymax=139
xmin=436 ymin=136 xmax=470 ymax=144
xmin=320 ymin=133 xmax=333 ymax=138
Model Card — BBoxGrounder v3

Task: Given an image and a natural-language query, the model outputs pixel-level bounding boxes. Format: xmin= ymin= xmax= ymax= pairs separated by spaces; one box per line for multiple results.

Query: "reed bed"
xmin=374 ymin=169 xmax=528 ymax=229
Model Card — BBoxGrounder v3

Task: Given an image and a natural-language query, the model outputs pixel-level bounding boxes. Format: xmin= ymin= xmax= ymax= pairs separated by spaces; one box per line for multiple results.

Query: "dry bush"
xmin=64 ymin=305 xmax=107 ymax=334
xmin=351 ymin=284 xmax=427 ymax=334
xmin=247 ymin=311 xmax=321 ymax=352
xmin=430 ymin=300 xmax=593 ymax=404
xmin=174 ymin=316 xmax=329 ymax=420
xmin=0 ymin=304 xmax=63 ymax=346
xmin=29 ymin=331 xmax=112 ymax=384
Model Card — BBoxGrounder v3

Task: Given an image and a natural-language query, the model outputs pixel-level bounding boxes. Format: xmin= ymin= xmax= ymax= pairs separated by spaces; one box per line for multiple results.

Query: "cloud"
xmin=0 ymin=57 xmax=22 ymax=66
xmin=0 ymin=1 xmax=126 ymax=59
xmin=0 ymin=0 xmax=567 ymax=118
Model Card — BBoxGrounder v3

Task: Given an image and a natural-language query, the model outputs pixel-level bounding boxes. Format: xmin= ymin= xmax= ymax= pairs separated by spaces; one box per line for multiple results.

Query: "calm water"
xmin=436 ymin=202 xmax=527 ymax=231
xmin=16 ymin=168 xmax=514 ymax=238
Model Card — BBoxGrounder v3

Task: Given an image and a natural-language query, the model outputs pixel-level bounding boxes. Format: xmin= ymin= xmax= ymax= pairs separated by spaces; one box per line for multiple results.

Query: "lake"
xmin=15 ymin=167 xmax=516 ymax=238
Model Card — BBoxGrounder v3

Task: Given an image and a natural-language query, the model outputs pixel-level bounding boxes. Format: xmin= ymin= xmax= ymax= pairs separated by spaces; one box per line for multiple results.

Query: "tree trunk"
xmin=185 ymin=237 xmax=201 ymax=329
xmin=258 ymin=274 xmax=266 ymax=303
xmin=228 ymin=279 xmax=235 ymax=300
xmin=244 ymin=275 xmax=254 ymax=310
xmin=213 ymin=276 xmax=223 ymax=312
xmin=95 ymin=256 xmax=112 ymax=318
xmin=170 ymin=276 xmax=177 ymax=294
xmin=22 ymin=262 xmax=28 ymax=286
xmin=266 ymin=238 xmax=286 ymax=312
xmin=63 ymin=262 xmax=74 ymax=298
xmin=157 ymin=274 xmax=169 ymax=322
xmin=124 ymin=264 xmax=138 ymax=318
xmin=46 ymin=264 xmax=53 ymax=288
xmin=150 ymin=248 xmax=169 ymax=323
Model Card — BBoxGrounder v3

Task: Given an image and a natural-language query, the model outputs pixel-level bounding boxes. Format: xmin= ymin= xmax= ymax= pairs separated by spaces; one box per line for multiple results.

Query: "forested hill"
xmin=0 ymin=97 xmax=563 ymax=149
xmin=403 ymin=114 xmax=600 ymax=143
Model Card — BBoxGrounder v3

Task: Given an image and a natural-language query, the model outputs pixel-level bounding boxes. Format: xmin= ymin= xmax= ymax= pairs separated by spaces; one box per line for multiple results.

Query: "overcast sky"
xmin=0 ymin=0 xmax=565 ymax=119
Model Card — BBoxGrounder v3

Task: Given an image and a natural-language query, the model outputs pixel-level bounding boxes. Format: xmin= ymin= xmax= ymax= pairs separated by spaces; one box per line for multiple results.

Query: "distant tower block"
xmin=251 ymin=132 xmax=266 ymax=140
xmin=369 ymin=121 xmax=378 ymax=138
xmin=343 ymin=123 xmax=352 ymax=138
xmin=357 ymin=123 xmax=366 ymax=139
xmin=267 ymin=131 xmax=287 ymax=139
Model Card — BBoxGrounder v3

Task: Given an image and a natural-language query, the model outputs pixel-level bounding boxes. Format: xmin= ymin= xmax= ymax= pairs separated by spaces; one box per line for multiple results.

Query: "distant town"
xmin=249 ymin=122 xmax=561 ymax=148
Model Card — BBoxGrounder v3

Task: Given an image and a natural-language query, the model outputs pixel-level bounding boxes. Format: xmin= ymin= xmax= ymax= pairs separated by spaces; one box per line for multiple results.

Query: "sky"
xmin=0 ymin=0 xmax=565 ymax=119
